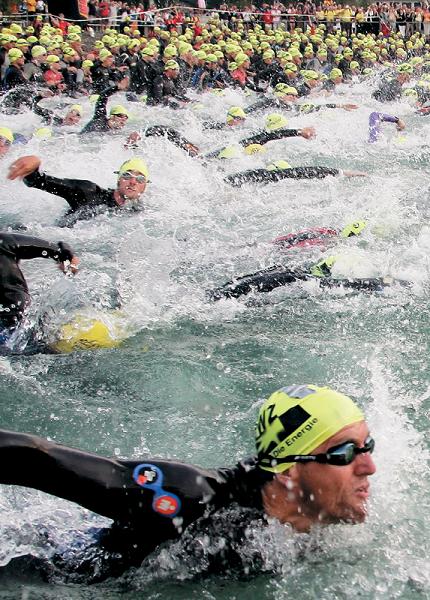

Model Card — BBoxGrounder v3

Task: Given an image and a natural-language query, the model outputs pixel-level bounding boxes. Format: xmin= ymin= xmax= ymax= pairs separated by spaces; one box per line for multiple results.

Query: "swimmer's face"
xmin=332 ymin=76 xmax=343 ymax=84
xmin=287 ymin=421 xmax=376 ymax=525
xmin=227 ymin=117 xmax=245 ymax=127
xmin=64 ymin=110 xmax=81 ymax=125
xmin=280 ymin=94 xmax=298 ymax=103
xmin=117 ymin=170 xmax=147 ymax=199
xmin=108 ymin=114 xmax=128 ymax=129
xmin=0 ymin=136 xmax=11 ymax=158
xmin=103 ymin=56 xmax=115 ymax=68
xmin=307 ymin=78 xmax=319 ymax=88
xmin=165 ymin=68 xmax=179 ymax=79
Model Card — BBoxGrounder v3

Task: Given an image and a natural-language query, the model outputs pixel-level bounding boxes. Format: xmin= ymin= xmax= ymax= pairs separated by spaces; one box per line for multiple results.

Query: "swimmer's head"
xmin=244 ymin=143 xmax=266 ymax=156
xmin=226 ymin=106 xmax=246 ymax=125
xmin=8 ymin=47 xmax=24 ymax=64
xmin=117 ymin=158 xmax=149 ymax=181
xmin=274 ymin=83 xmax=298 ymax=99
xmin=33 ymin=127 xmax=52 ymax=140
xmin=0 ymin=126 xmax=13 ymax=157
xmin=265 ymin=113 xmax=288 ymax=131
xmin=116 ymin=158 xmax=149 ymax=199
xmin=340 ymin=221 xmax=367 ymax=238
xmin=310 ymin=255 xmax=339 ymax=278
xmin=108 ymin=105 xmax=129 ymax=129
xmin=266 ymin=160 xmax=292 ymax=171
xmin=256 ymin=385 xmax=365 ymax=473
xmin=329 ymin=67 xmax=343 ymax=83
xmin=396 ymin=62 xmax=413 ymax=82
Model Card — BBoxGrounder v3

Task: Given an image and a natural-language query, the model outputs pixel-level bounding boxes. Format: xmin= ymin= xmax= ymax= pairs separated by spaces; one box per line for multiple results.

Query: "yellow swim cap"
xmin=33 ymin=127 xmax=52 ymax=139
xmin=340 ymin=220 xmax=367 ymax=238
xmin=274 ymin=83 xmax=298 ymax=97
xmin=244 ymin=143 xmax=266 ymax=155
xmin=31 ymin=45 xmax=47 ymax=58
xmin=117 ymin=157 xmax=149 ymax=181
xmin=0 ymin=126 xmax=13 ymax=143
xmin=82 ymin=59 xmax=94 ymax=69
xmin=266 ymin=160 xmax=291 ymax=171
xmin=256 ymin=385 xmax=364 ymax=473
xmin=109 ymin=105 xmax=129 ymax=117
xmin=265 ymin=113 xmax=288 ymax=131
xmin=8 ymin=48 xmax=23 ymax=62
xmin=46 ymin=54 xmax=60 ymax=63
xmin=217 ymin=145 xmax=241 ymax=159
xmin=310 ymin=255 xmax=338 ymax=277
xmin=69 ymin=104 xmax=83 ymax=115
xmin=164 ymin=59 xmax=180 ymax=71
xmin=226 ymin=106 xmax=246 ymax=123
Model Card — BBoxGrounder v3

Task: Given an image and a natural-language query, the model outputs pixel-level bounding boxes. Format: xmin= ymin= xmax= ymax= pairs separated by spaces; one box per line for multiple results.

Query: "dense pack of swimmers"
xmin=0 ymin=9 xmax=425 ymax=583
xmin=0 ymin=12 xmax=427 ymax=345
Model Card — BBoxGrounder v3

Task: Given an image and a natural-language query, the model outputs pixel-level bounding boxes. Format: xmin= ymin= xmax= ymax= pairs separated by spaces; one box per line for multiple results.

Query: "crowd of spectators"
xmin=82 ymin=2 xmax=430 ymax=40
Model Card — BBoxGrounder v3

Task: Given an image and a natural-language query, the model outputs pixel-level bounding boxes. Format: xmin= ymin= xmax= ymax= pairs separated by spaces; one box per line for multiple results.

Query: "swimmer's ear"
xmin=275 ymin=469 xmax=296 ymax=489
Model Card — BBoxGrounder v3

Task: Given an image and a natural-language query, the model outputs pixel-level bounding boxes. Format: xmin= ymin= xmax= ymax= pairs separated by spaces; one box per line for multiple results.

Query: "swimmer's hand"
xmin=124 ymin=131 xmax=141 ymax=148
xmin=117 ymin=75 xmax=130 ymax=90
xmin=299 ymin=127 xmax=316 ymax=139
xmin=8 ymin=155 xmax=41 ymax=180
xmin=342 ymin=170 xmax=367 ymax=177
xmin=396 ymin=118 xmax=406 ymax=131
xmin=59 ymin=256 xmax=80 ymax=276
xmin=184 ymin=143 xmax=200 ymax=157
xmin=341 ymin=103 xmax=359 ymax=111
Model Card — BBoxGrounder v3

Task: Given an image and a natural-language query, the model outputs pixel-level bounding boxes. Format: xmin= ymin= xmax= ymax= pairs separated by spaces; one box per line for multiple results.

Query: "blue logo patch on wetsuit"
xmin=132 ymin=463 xmax=181 ymax=518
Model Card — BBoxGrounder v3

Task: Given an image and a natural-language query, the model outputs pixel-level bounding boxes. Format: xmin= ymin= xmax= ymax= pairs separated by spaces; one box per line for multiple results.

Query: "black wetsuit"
xmin=0 ymin=429 xmax=268 ymax=582
xmin=204 ymin=128 xmax=304 ymax=160
xmin=140 ymin=125 xmax=195 ymax=154
xmin=32 ymin=95 xmax=65 ymax=126
xmin=146 ymin=71 xmax=189 ymax=107
xmin=91 ymin=62 xmax=122 ymax=93
xmin=80 ymin=84 xmax=118 ymax=134
xmin=225 ymin=166 xmax=340 ymax=187
xmin=23 ymin=169 xmax=142 ymax=227
xmin=244 ymin=97 xmax=339 ymax=117
xmin=208 ymin=264 xmax=402 ymax=301
xmin=372 ymin=77 xmax=403 ymax=102
xmin=0 ymin=232 xmax=73 ymax=329
xmin=2 ymin=64 xmax=27 ymax=90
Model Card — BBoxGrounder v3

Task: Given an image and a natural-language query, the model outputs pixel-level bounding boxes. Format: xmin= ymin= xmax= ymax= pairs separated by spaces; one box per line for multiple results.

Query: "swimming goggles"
xmin=120 ymin=171 xmax=146 ymax=183
xmin=271 ymin=436 xmax=375 ymax=467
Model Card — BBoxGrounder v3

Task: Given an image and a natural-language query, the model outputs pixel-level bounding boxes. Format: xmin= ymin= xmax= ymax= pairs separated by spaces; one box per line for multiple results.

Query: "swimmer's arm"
xmin=23 ymin=170 xmax=101 ymax=211
xmin=239 ymin=129 xmax=302 ymax=146
xmin=0 ymin=232 xmax=74 ymax=263
xmin=32 ymin=95 xmax=53 ymax=125
xmin=91 ymin=84 xmax=118 ymax=121
xmin=224 ymin=166 xmax=339 ymax=187
xmin=0 ymin=429 xmax=139 ymax=522
xmin=0 ymin=430 xmax=223 ymax=527
xmin=144 ymin=125 xmax=199 ymax=155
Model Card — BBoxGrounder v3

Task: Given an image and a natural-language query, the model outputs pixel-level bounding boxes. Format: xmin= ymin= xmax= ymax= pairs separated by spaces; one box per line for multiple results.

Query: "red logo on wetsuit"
xmin=136 ymin=469 xmax=157 ymax=486
xmin=154 ymin=494 xmax=180 ymax=516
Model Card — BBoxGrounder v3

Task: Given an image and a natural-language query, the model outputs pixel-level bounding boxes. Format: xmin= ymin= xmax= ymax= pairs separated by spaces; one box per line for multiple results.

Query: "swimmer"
xmin=0 ymin=384 xmax=375 ymax=581
xmin=225 ymin=160 xmax=367 ymax=187
xmin=208 ymin=255 xmax=408 ymax=301
xmin=0 ymin=126 xmax=14 ymax=158
xmin=32 ymin=93 xmax=83 ymax=127
xmin=245 ymin=83 xmax=358 ymax=115
xmin=272 ymin=221 xmax=368 ymax=250
xmin=80 ymin=76 xmax=130 ymax=134
xmin=368 ymin=112 xmax=405 ymax=143
xmin=0 ymin=231 xmax=78 ymax=346
xmin=205 ymin=114 xmax=316 ymax=160
xmin=372 ymin=63 xmax=413 ymax=103
xmin=8 ymin=156 xmax=149 ymax=227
